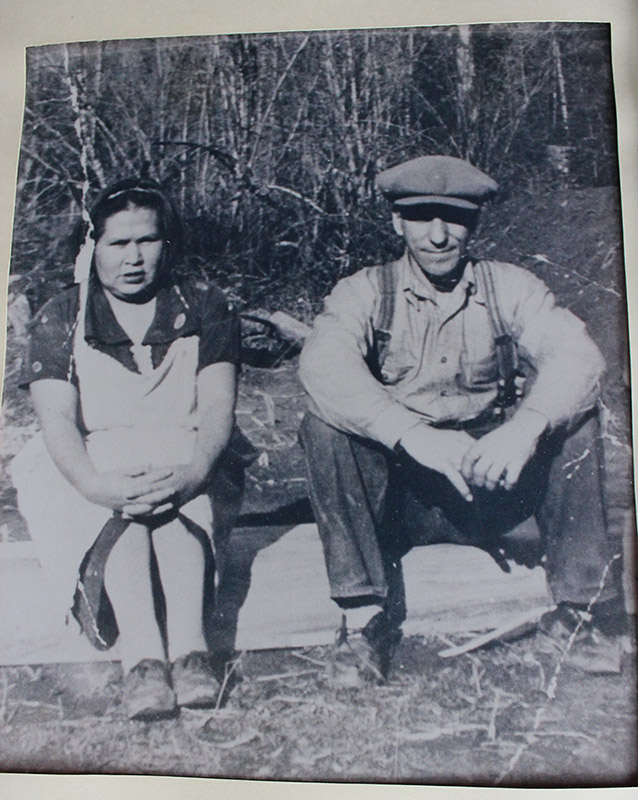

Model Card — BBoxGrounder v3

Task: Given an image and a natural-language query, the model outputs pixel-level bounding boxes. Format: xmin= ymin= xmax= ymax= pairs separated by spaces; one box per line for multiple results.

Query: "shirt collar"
xmin=399 ymin=252 xmax=481 ymax=305
xmin=84 ymin=273 xmax=200 ymax=346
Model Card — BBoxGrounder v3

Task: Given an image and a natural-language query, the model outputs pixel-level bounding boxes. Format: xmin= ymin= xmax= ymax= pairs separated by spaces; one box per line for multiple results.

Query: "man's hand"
xmin=461 ymin=409 xmax=548 ymax=491
xmin=398 ymin=424 xmax=476 ymax=501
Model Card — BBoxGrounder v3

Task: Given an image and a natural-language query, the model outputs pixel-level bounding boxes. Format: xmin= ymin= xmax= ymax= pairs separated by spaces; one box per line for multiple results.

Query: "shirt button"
xmin=174 ymin=313 xmax=186 ymax=330
xmin=440 ymin=356 xmax=447 ymax=363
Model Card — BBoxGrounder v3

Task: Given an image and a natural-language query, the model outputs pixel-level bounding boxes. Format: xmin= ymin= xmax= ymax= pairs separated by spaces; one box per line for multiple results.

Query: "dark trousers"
xmin=299 ymin=410 xmax=623 ymax=627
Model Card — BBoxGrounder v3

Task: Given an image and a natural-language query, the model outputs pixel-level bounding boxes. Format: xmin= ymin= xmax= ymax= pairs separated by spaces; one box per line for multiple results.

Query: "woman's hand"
xmin=120 ymin=464 xmax=206 ymax=517
xmin=120 ymin=361 xmax=238 ymax=517
xmin=82 ymin=466 xmax=177 ymax=515
xmin=30 ymin=363 xmax=237 ymax=520
xmin=30 ymin=380 xmax=180 ymax=517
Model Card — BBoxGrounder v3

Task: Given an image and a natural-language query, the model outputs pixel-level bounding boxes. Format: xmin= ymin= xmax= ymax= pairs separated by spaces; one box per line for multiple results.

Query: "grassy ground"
xmin=0 ymin=185 xmax=636 ymax=787
xmin=0 ymin=633 xmax=635 ymax=785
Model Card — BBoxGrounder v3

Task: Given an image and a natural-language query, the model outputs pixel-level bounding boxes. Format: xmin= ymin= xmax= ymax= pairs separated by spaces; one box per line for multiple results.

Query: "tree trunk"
xmin=456 ymin=25 xmax=478 ymax=160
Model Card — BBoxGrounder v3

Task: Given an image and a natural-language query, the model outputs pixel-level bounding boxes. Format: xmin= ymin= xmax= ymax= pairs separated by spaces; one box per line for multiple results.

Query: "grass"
xmin=0 ymin=633 xmax=635 ymax=785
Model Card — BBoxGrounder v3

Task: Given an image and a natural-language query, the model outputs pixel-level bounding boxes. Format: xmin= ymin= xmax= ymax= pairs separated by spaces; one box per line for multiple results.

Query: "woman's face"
xmin=94 ymin=205 xmax=164 ymax=302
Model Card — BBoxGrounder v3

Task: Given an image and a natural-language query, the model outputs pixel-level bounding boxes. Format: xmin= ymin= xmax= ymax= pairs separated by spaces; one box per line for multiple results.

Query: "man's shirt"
xmin=299 ymin=254 xmax=605 ymax=449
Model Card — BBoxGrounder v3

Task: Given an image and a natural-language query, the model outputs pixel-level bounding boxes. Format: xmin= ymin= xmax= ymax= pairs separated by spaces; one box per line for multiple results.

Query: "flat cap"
xmin=376 ymin=155 xmax=498 ymax=210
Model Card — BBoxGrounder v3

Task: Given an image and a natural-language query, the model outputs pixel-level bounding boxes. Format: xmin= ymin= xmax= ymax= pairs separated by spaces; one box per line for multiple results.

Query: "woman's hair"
xmin=89 ymin=177 xmax=184 ymax=272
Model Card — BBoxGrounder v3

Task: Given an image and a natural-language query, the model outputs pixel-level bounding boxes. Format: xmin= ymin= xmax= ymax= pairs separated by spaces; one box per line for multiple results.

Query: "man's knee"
xmin=299 ymin=412 xmax=351 ymax=456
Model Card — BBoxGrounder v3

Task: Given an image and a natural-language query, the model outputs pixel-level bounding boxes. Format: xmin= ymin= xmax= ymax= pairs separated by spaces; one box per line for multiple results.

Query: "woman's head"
xmin=89 ymin=178 xmax=183 ymax=302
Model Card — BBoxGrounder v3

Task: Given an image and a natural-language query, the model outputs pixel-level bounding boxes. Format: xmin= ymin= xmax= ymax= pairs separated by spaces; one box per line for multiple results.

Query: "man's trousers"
xmin=299 ymin=409 xmax=623 ymax=627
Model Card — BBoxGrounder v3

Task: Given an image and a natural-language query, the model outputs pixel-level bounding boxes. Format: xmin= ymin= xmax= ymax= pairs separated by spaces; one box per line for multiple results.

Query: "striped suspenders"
xmin=367 ymin=261 xmax=396 ymax=379
xmin=474 ymin=260 xmax=522 ymax=414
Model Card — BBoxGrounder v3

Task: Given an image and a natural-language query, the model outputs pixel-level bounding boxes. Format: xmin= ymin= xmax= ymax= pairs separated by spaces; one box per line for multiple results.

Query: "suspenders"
xmin=367 ymin=261 xmax=396 ymax=381
xmin=473 ymin=260 xmax=523 ymax=414
xmin=377 ymin=258 xmax=396 ymax=334
xmin=374 ymin=259 xmax=522 ymax=415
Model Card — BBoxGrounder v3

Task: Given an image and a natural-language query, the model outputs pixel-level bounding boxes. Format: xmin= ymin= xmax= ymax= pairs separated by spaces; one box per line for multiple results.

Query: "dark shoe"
xmin=123 ymin=659 xmax=177 ymax=720
xmin=171 ymin=651 xmax=220 ymax=708
xmin=539 ymin=603 xmax=623 ymax=674
xmin=363 ymin=610 xmax=403 ymax=676
xmin=327 ymin=613 xmax=402 ymax=689
xmin=209 ymin=650 xmax=244 ymax=700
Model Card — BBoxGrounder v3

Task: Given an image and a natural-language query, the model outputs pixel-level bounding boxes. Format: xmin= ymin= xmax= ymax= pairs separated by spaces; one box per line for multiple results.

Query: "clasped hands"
xmin=398 ymin=410 xmax=548 ymax=502
xmin=81 ymin=464 xmax=206 ymax=518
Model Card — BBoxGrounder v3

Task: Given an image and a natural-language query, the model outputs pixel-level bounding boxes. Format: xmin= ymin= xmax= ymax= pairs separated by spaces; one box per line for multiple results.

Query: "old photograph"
xmin=0 ymin=20 xmax=636 ymax=788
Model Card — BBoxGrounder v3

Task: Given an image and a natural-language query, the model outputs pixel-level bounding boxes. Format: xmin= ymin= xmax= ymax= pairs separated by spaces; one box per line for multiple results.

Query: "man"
xmin=298 ymin=155 xmax=626 ymax=686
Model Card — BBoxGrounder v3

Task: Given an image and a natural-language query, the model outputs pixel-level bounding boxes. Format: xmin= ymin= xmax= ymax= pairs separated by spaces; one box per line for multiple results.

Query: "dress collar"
xmin=83 ymin=273 xmax=200 ymax=346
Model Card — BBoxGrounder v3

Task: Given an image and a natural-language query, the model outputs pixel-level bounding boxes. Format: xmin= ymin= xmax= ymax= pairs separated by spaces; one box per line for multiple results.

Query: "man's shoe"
xmin=123 ymin=659 xmax=177 ymax=720
xmin=327 ymin=613 xmax=402 ymax=689
xmin=538 ymin=603 xmax=623 ymax=674
xmin=171 ymin=651 xmax=220 ymax=708
xmin=565 ymin=628 xmax=623 ymax=674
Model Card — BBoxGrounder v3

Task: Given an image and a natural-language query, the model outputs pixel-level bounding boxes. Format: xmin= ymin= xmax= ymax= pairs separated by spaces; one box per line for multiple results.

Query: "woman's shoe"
xmin=123 ymin=659 xmax=177 ymax=720
xmin=171 ymin=651 xmax=220 ymax=708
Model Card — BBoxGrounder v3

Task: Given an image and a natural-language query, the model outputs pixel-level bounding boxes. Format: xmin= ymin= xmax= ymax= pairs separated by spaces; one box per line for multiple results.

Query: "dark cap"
xmin=376 ymin=155 xmax=498 ymax=210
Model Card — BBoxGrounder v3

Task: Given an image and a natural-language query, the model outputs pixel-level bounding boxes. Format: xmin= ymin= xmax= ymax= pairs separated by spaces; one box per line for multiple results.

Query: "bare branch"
xmin=262 ymin=184 xmax=327 ymax=215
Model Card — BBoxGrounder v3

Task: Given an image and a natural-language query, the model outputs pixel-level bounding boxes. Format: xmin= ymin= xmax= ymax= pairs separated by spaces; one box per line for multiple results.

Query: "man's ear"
xmin=391 ymin=209 xmax=404 ymax=237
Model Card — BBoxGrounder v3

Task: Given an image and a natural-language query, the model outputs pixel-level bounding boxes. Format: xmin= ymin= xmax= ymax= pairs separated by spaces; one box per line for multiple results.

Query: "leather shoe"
xmin=171 ymin=651 xmax=220 ymax=708
xmin=327 ymin=613 xmax=402 ymax=689
xmin=123 ymin=659 xmax=177 ymax=721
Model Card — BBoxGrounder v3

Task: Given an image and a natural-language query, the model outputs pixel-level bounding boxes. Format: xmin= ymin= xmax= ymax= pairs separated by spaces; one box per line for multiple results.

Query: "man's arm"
xmin=299 ymin=270 xmax=421 ymax=449
xmin=398 ymin=424 xmax=476 ymax=500
xmin=462 ymin=264 xmax=605 ymax=491
xmin=461 ymin=408 xmax=549 ymax=491
xmin=503 ymin=264 xmax=605 ymax=427
xmin=300 ymin=270 xmax=478 ymax=499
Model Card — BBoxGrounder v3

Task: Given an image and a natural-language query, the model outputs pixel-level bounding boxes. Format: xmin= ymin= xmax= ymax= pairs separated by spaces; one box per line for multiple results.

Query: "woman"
xmin=12 ymin=177 xmax=246 ymax=720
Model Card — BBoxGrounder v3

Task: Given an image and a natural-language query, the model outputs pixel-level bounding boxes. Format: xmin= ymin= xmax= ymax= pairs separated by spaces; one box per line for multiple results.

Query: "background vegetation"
xmin=9 ymin=22 xmax=619 ymax=313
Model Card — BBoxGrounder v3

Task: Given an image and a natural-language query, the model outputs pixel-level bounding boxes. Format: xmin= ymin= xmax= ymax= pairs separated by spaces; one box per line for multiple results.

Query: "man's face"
xmin=392 ymin=204 xmax=475 ymax=278
xmin=94 ymin=205 xmax=164 ymax=302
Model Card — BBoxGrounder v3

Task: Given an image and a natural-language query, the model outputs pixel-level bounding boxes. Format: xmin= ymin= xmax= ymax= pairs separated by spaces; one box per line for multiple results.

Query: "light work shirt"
xmin=299 ymin=254 xmax=605 ymax=449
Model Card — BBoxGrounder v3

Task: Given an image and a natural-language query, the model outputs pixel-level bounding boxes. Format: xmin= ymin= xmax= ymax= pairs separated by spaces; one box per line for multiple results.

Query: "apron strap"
xmin=71 ymin=509 xmax=219 ymax=652
xmin=71 ymin=513 xmax=130 ymax=651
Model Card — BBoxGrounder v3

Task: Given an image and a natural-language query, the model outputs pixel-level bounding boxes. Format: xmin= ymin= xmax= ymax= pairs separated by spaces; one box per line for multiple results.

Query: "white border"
xmin=1 ymin=1 xmax=636 ymax=798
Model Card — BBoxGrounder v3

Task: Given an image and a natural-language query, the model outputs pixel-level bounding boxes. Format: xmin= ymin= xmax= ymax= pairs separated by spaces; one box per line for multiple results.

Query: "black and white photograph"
xmin=0 ymin=11 xmax=636 ymax=793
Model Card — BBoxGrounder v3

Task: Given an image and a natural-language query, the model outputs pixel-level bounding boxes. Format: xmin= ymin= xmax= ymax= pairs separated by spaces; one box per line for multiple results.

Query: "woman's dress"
xmin=10 ymin=275 xmax=245 ymax=644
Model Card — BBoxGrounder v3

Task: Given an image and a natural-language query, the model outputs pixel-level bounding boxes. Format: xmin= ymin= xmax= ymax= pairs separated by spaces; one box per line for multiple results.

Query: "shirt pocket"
xmin=379 ymin=362 xmax=413 ymax=386
xmin=457 ymin=347 xmax=499 ymax=392
xmin=372 ymin=331 xmax=414 ymax=386
xmin=380 ymin=339 xmax=417 ymax=385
